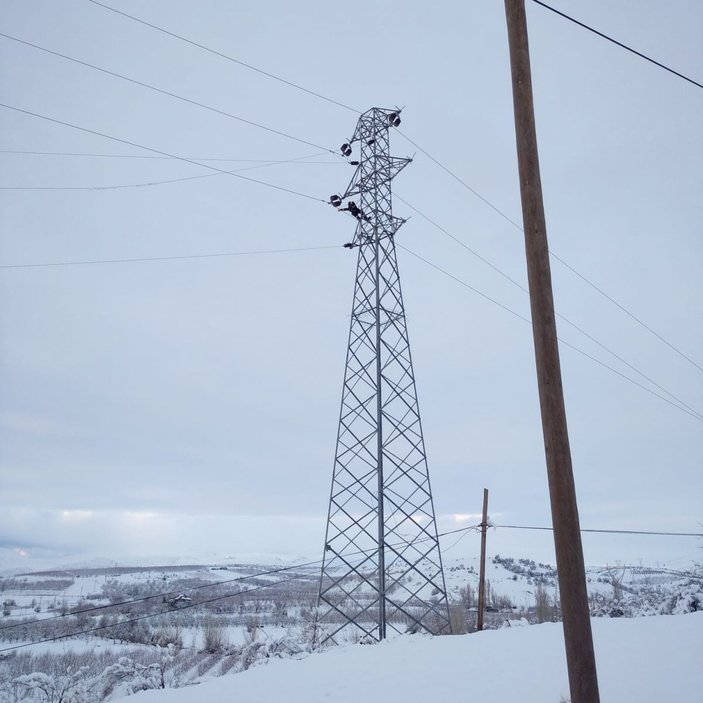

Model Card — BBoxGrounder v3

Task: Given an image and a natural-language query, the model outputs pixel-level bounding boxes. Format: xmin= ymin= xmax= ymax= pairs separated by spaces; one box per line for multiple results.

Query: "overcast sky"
xmin=1 ymin=0 xmax=701 ymax=571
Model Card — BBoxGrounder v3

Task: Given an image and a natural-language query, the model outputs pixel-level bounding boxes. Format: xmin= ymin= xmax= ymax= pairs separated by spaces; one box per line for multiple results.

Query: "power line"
xmin=442 ymin=525 xmax=482 ymax=553
xmin=0 ymin=150 xmax=339 ymax=163
xmin=14 ymin=136 xmax=690 ymax=416
xmin=0 ymin=524 xmax=481 ymax=634
xmin=0 ymin=101 xmax=697 ymax=421
xmin=0 ymin=525 xmax=477 ymax=639
xmin=18 ymin=122 xmax=695 ymax=423
xmin=0 ymin=572 xmax=317 ymax=653
xmin=396 ymin=195 xmax=703 ymax=419
xmin=494 ymin=524 xmax=703 ymax=538
xmin=398 ymin=244 xmax=703 ymax=422
xmin=0 ymin=152 xmax=334 ymax=192
xmin=2 ymin=31 xmax=699 ymax=409
xmin=85 ymin=0 xmax=360 ymax=114
xmin=0 ymin=102 xmax=326 ymax=204
xmin=398 ymin=243 xmax=532 ymax=324
xmin=549 ymin=251 xmax=703 ymax=374
xmin=8 ymin=155 xmax=695 ymax=417
xmin=439 ymin=524 xmax=482 ymax=539
xmin=0 ymin=174 xmax=217 ymax=191
xmin=398 ymin=133 xmax=703 ymax=376
xmin=5 ymin=137 xmax=694 ymax=418
xmin=0 ymin=32 xmax=340 ymax=157
xmin=398 ymin=130 xmax=522 ymax=230
xmin=0 ymin=561 xmax=322 ymax=633
xmin=71 ymin=1 xmax=701 ymax=373
xmin=396 ymin=192 xmax=524 ymax=291
xmin=0 ymin=245 xmax=339 ymax=270
xmin=0 ymin=174 xmax=242 ymax=191
xmin=531 ymin=0 xmax=703 ymax=90
xmin=553 ymin=337 xmax=702 ymax=422
xmin=0 ymin=519 xmax=693 ymax=646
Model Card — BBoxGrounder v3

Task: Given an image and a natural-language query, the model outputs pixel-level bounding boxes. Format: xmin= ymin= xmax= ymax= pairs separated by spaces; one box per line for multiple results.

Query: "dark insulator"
xmin=350 ymin=160 xmax=360 ymax=166
xmin=366 ymin=138 xmax=375 ymax=146
xmin=330 ymin=194 xmax=342 ymax=207
xmin=341 ymin=143 xmax=352 ymax=157
xmin=343 ymin=242 xmax=354 ymax=249
xmin=388 ymin=112 xmax=401 ymax=127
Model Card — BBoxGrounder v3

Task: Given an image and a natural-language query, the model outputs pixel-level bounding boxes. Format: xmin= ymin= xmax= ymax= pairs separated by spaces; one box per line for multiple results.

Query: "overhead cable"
xmin=396 ymin=195 xmax=703 ymax=419
xmin=0 ymin=245 xmax=339 ymax=270
xmin=0 ymin=150 xmax=339 ymax=163
xmin=548 ymin=251 xmax=703 ymax=374
xmin=84 ymin=0 xmax=360 ymax=113
xmin=398 ymin=244 xmax=703 ymax=423
xmin=0 ymin=518 xmax=695 ymax=647
xmin=71 ymin=1 xmax=701 ymax=373
xmin=494 ymin=524 xmax=703 ymax=537
xmin=0 ymin=560 xmax=322 ymax=633
xmin=531 ymin=0 xmax=703 ymax=90
xmin=397 ymin=133 xmax=703 ymax=375
xmin=0 ymin=105 xmax=696 ymax=421
xmin=0 ymin=152 xmax=334 ymax=192
xmin=0 ymin=32 xmax=339 ymax=157
xmin=0 ymin=102 xmax=326 ymax=203
xmin=0 ymin=573 xmax=316 ymax=653
xmin=0 ymin=524 xmax=478 ymax=636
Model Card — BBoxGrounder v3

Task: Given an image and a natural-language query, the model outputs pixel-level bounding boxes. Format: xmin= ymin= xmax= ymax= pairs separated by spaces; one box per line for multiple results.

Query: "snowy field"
xmin=2 ymin=554 xmax=700 ymax=701
xmin=135 ymin=613 xmax=703 ymax=703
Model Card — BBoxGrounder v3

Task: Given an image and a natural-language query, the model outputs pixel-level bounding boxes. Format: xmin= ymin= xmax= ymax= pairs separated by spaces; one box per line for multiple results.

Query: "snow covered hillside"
xmin=1 ymin=555 xmax=699 ymax=701
xmin=135 ymin=613 xmax=702 ymax=703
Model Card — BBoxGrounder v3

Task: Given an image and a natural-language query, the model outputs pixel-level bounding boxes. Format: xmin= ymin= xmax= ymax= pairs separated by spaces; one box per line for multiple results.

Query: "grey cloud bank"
xmin=0 ymin=0 xmax=701 ymax=571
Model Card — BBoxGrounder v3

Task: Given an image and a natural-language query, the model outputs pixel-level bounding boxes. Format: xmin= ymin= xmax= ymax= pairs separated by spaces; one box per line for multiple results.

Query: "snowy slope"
xmin=134 ymin=613 xmax=702 ymax=703
xmin=0 ymin=548 xmax=307 ymax=576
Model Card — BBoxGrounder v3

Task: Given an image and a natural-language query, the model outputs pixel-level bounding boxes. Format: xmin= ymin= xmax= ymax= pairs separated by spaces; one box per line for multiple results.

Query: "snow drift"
xmin=135 ymin=612 xmax=702 ymax=703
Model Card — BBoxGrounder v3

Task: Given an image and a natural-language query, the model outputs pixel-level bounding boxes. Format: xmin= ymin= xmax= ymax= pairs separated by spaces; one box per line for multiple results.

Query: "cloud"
xmin=0 ymin=0 xmax=700 ymax=575
xmin=0 ymin=411 xmax=76 ymax=437
xmin=0 ymin=508 xmax=326 ymax=563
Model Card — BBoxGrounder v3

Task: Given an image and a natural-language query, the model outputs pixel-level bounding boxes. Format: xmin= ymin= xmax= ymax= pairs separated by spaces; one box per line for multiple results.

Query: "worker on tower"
xmin=341 ymin=200 xmax=368 ymax=221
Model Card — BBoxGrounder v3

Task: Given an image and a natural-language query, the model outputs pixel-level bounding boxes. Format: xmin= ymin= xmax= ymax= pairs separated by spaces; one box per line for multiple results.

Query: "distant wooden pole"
xmin=476 ymin=488 xmax=489 ymax=631
xmin=503 ymin=2 xmax=600 ymax=702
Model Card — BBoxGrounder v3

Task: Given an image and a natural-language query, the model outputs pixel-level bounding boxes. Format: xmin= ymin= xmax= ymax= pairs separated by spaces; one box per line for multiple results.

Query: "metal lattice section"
xmin=315 ymin=108 xmax=450 ymax=646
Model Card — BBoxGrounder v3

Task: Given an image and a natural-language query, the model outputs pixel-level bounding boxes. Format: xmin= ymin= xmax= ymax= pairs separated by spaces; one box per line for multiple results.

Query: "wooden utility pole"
xmin=503 ymin=2 xmax=600 ymax=702
xmin=476 ymin=488 xmax=489 ymax=631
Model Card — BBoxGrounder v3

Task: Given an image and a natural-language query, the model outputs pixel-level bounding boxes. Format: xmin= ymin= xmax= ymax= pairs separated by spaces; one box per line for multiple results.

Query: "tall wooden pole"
xmin=503 ymin=2 xmax=600 ymax=702
xmin=476 ymin=488 xmax=489 ymax=631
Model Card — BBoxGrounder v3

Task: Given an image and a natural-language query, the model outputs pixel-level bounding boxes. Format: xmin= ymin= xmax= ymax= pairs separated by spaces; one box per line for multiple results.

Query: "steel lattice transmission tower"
xmin=315 ymin=108 xmax=450 ymax=645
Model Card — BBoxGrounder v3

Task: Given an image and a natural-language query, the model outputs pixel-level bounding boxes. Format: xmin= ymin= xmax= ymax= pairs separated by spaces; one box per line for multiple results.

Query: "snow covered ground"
xmin=134 ymin=612 xmax=702 ymax=703
xmin=2 ymin=553 xmax=699 ymax=702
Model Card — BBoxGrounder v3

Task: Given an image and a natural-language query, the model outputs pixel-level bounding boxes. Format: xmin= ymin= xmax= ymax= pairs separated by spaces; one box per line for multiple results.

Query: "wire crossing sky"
xmin=1 ymin=9 xmax=697 ymax=378
xmin=0 ymin=0 xmax=700 ymax=569
xmin=531 ymin=0 xmax=703 ymax=89
xmin=0 ymin=44 xmax=695 ymax=419
xmin=0 ymin=28 xmax=694 ymax=419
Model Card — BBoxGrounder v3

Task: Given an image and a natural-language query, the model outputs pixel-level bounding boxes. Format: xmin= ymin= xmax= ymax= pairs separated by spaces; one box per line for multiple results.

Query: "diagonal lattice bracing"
xmin=315 ymin=108 xmax=450 ymax=646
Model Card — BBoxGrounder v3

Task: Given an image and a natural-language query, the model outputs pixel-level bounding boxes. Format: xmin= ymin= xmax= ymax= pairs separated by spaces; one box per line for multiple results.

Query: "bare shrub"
xmin=151 ymin=625 xmax=182 ymax=649
xmin=201 ymin=619 xmax=227 ymax=654
xmin=459 ymin=584 xmax=474 ymax=610
xmin=196 ymin=653 xmax=220 ymax=677
xmin=448 ymin=604 xmax=468 ymax=634
xmin=243 ymin=617 xmax=259 ymax=646
xmin=219 ymin=652 xmax=240 ymax=676
xmin=535 ymin=583 xmax=553 ymax=623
